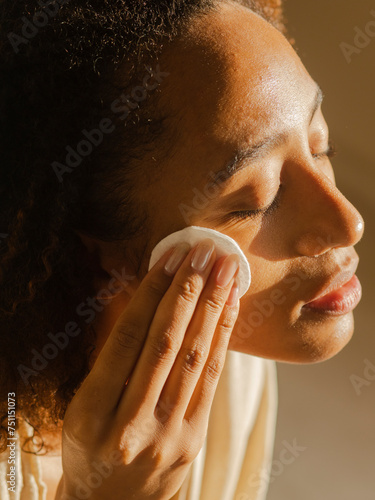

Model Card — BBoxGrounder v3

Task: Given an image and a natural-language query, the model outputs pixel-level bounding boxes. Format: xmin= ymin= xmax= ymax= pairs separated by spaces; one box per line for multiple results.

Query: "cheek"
xmin=238 ymin=282 xmax=291 ymax=326
xmin=227 ymin=292 xmax=288 ymax=357
xmin=228 ymin=261 xmax=309 ymax=343
xmin=229 ymin=269 xmax=285 ymax=342
xmin=244 ymin=256 xmax=292 ymax=301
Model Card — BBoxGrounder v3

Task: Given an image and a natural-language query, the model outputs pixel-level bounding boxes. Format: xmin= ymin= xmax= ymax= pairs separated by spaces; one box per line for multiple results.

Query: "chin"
xmin=228 ymin=307 xmax=355 ymax=364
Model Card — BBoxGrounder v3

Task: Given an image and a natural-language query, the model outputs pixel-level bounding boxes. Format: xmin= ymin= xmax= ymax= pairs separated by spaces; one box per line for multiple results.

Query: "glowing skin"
xmin=83 ymin=0 xmax=364 ymax=366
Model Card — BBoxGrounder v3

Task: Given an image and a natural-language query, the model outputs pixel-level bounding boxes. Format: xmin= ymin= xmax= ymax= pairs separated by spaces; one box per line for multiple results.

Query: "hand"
xmin=58 ymin=238 xmax=241 ymax=500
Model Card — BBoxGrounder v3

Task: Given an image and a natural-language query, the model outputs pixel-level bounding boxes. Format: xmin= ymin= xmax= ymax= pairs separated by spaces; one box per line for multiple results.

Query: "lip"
xmin=302 ymin=258 xmax=361 ymax=315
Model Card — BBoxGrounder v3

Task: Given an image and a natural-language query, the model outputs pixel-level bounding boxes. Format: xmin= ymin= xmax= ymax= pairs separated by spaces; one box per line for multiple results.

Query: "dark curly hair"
xmin=0 ymin=0 xmax=288 ymax=455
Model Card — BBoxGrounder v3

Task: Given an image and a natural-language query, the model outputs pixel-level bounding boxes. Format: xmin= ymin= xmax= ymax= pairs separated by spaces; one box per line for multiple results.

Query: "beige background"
xmin=267 ymin=1 xmax=375 ymax=499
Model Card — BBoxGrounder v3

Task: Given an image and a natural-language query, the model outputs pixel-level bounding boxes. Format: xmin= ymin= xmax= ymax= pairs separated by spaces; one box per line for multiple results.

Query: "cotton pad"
xmin=148 ymin=225 xmax=251 ymax=298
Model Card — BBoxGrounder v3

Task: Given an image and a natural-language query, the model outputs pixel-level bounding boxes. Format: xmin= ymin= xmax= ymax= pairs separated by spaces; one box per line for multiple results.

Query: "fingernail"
xmin=164 ymin=242 xmax=191 ymax=276
xmin=216 ymin=254 xmax=240 ymax=287
xmin=226 ymin=279 xmax=240 ymax=307
xmin=191 ymin=239 xmax=215 ymax=272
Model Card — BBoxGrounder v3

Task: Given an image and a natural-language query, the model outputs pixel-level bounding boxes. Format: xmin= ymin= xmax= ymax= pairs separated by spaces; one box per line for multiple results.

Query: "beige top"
xmin=0 ymin=352 xmax=278 ymax=500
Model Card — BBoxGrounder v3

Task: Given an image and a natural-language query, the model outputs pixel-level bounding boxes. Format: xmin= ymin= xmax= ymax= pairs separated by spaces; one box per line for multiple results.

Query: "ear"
xmin=74 ymin=231 xmax=140 ymax=299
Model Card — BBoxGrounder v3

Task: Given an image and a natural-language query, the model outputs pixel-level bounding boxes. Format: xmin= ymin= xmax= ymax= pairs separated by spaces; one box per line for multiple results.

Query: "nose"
xmin=292 ymin=165 xmax=365 ymax=256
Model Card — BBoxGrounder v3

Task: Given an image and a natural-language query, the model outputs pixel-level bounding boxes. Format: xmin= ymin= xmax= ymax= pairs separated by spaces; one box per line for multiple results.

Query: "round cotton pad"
xmin=148 ymin=225 xmax=251 ymax=298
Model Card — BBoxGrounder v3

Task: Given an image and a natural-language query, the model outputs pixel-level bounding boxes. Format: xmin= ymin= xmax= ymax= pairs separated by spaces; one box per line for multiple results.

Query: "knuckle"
xmin=152 ymin=448 xmax=167 ymax=468
xmin=204 ymin=292 xmax=225 ymax=314
xmin=114 ymin=323 xmax=143 ymax=353
xmin=64 ymin=408 xmax=101 ymax=449
xmin=171 ymin=454 xmax=192 ymax=468
xmin=116 ymin=425 xmax=143 ymax=464
xmin=149 ymin=329 xmax=179 ymax=361
xmin=146 ymin=445 xmax=169 ymax=469
xmin=174 ymin=449 xmax=197 ymax=467
xmin=175 ymin=275 xmax=201 ymax=303
xmin=218 ymin=306 xmax=239 ymax=332
xmin=144 ymin=279 xmax=165 ymax=299
xmin=178 ymin=344 xmax=207 ymax=373
xmin=177 ymin=439 xmax=204 ymax=465
xmin=204 ymin=356 xmax=224 ymax=382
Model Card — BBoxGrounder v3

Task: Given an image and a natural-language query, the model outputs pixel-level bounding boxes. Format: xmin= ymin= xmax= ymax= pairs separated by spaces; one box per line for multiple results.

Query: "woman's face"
xmin=92 ymin=1 xmax=365 ymax=364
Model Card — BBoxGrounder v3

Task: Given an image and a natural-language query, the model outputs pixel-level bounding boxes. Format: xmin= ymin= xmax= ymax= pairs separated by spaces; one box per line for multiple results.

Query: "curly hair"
xmin=0 ymin=0 xmax=288 ymax=455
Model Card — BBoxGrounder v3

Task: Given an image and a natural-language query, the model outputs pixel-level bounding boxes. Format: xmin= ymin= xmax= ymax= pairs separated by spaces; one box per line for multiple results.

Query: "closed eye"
xmin=227 ymin=184 xmax=283 ymax=221
xmin=311 ymin=139 xmax=337 ymax=160
xmin=226 ymin=140 xmax=337 ymax=222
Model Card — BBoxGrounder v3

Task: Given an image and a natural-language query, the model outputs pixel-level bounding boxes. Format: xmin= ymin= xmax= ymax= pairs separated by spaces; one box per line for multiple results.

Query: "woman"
xmin=0 ymin=0 xmax=364 ymax=499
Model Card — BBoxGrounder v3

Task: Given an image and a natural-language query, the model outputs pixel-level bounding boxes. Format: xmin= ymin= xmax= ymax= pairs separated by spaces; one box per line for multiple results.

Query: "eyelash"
xmin=311 ymin=139 xmax=337 ymax=160
xmin=228 ymin=140 xmax=338 ymax=221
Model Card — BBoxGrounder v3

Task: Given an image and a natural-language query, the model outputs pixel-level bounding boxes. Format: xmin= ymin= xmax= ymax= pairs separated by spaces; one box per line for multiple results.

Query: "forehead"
xmin=159 ymin=2 xmax=315 ymax=150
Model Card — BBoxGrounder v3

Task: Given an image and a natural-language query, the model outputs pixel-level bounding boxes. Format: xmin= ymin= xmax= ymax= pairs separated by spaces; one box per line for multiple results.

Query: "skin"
xmin=84 ymin=0 xmax=364 ymax=366
xmin=44 ymin=2 xmax=365 ymax=498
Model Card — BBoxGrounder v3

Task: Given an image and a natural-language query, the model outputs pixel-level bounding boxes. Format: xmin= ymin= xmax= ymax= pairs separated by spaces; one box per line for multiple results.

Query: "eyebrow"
xmin=208 ymin=83 xmax=324 ymax=186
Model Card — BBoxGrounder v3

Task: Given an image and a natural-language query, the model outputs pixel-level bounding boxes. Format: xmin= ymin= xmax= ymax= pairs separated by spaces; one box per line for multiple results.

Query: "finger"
xmin=116 ymin=239 xmax=218 ymax=421
xmin=156 ymin=255 xmax=240 ymax=423
xmin=76 ymin=243 xmax=191 ymax=415
xmin=183 ymin=289 xmax=240 ymax=426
